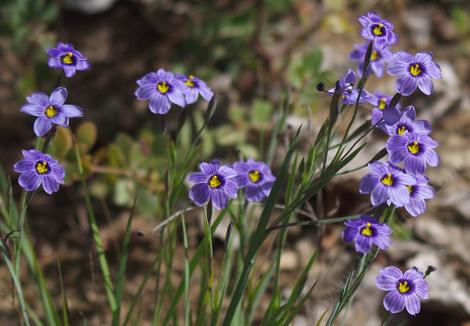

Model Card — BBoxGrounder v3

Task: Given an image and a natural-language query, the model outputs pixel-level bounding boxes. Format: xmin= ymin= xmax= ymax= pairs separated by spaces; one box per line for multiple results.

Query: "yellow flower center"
xmin=157 ymin=81 xmax=170 ymax=94
xmin=208 ymin=175 xmax=222 ymax=188
xmin=370 ymin=50 xmax=379 ymax=61
xmin=406 ymin=185 xmax=414 ymax=193
xmin=45 ymin=105 xmax=57 ymax=118
xmin=397 ymin=126 xmax=407 ymax=136
xmin=398 ymin=281 xmax=410 ymax=293
xmin=378 ymin=98 xmax=387 ymax=110
xmin=373 ymin=23 xmax=384 ymax=36
xmin=35 ymin=161 xmax=49 ymax=174
xmin=61 ymin=52 xmax=74 ymax=65
xmin=381 ymin=173 xmax=393 ymax=186
xmin=361 ymin=223 xmax=373 ymax=236
xmin=248 ymin=170 xmax=261 ymax=183
xmin=409 ymin=64 xmax=422 ymax=77
xmin=185 ymin=75 xmax=195 ymax=87
xmin=407 ymin=141 xmax=420 ymax=155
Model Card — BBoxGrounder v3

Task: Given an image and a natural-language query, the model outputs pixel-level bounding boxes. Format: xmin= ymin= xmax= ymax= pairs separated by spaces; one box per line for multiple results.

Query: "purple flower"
xmin=135 ymin=69 xmax=187 ymax=115
xmin=404 ymin=175 xmax=435 ymax=217
xmin=384 ymin=106 xmax=432 ymax=137
xmin=328 ymin=69 xmax=371 ymax=105
xmin=386 ymin=132 xmax=439 ymax=174
xmin=47 ymin=42 xmax=90 ymax=78
xmin=20 ymin=87 xmax=83 ymax=137
xmin=387 ymin=51 xmax=442 ymax=96
xmin=359 ymin=12 xmax=398 ymax=49
xmin=187 ymin=160 xmax=239 ymax=210
xmin=13 ymin=150 xmax=65 ymax=194
xmin=350 ymin=42 xmax=392 ymax=77
xmin=367 ymin=92 xmax=402 ymax=130
xmin=342 ymin=215 xmax=392 ymax=253
xmin=175 ymin=74 xmax=214 ymax=104
xmin=376 ymin=266 xmax=429 ymax=315
xmin=359 ymin=161 xmax=416 ymax=207
xmin=233 ymin=159 xmax=275 ymax=202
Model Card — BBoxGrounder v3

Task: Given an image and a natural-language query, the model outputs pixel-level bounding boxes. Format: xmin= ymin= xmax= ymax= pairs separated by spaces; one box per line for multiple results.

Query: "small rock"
xmin=403 ymin=8 xmax=432 ymax=48
xmin=441 ymin=190 xmax=470 ymax=220
xmin=280 ymin=249 xmax=299 ymax=271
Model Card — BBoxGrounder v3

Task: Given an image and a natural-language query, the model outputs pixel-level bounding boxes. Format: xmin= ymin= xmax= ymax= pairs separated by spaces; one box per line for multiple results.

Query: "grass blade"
xmin=163 ymin=209 xmax=227 ymax=324
xmin=1 ymin=241 xmax=30 ymax=326
xmin=222 ymin=128 xmax=300 ymax=326
xmin=112 ymin=192 xmax=139 ymax=325
xmin=74 ymin=140 xmax=117 ymax=314
xmin=57 ymin=260 xmax=70 ymax=326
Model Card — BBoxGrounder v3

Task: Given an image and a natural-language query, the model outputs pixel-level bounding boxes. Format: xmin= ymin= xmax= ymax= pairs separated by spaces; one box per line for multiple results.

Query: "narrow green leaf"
xmin=222 ymin=128 xmax=300 ymax=326
xmin=0 ymin=242 xmax=30 ymax=326
xmin=246 ymin=264 xmax=274 ymax=324
xmin=275 ymin=252 xmax=317 ymax=324
xmin=181 ymin=215 xmax=191 ymax=326
xmin=74 ymin=140 xmax=117 ymax=313
xmin=122 ymin=255 xmax=161 ymax=326
xmin=112 ymin=192 xmax=139 ymax=326
xmin=163 ymin=209 xmax=226 ymax=324
xmin=57 ymin=260 xmax=70 ymax=326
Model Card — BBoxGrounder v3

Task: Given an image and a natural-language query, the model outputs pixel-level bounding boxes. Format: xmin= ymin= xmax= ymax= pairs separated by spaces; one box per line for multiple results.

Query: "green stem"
xmin=14 ymin=192 xmax=32 ymax=274
xmin=181 ymin=215 xmax=191 ymax=326
xmin=326 ymin=205 xmax=395 ymax=325
xmin=74 ymin=141 xmax=117 ymax=313
xmin=203 ymin=205 xmax=215 ymax=314
xmin=333 ymin=42 xmax=373 ymax=163
xmin=112 ymin=191 xmax=139 ymax=326
xmin=222 ymin=131 xmax=298 ymax=326
xmin=1 ymin=242 xmax=30 ymax=326
xmin=266 ymin=214 xmax=361 ymax=232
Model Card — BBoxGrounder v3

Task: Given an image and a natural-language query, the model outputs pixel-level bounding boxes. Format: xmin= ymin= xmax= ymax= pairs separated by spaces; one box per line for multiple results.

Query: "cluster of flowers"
xmin=186 ymin=160 xmax=276 ymax=210
xmin=135 ymin=68 xmax=214 ymax=115
xmin=14 ymin=41 xmax=216 ymax=195
xmin=335 ymin=12 xmax=441 ymax=316
xmin=14 ymin=43 xmax=90 ymax=194
xmin=11 ymin=14 xmax=437 ymax=318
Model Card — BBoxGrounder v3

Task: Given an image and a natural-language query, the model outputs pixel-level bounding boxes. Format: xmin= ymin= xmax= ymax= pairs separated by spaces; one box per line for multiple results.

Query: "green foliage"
xmin=0 ymin=0 xmax=58 ymax=52
xmin=48 ymin=123 xmax=97 ymax=184
xmin=1 ymin=66 xmax=384 ymax=324
xmin=287 ymin=49 xmax=332 ymax=106
xmin=0 ymin=4 xmax=414 ymax=325
xmin=210 ymin=99 xmax=281 ymax=160
xmin=451 ymin=7 xmax=470 ymax=35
